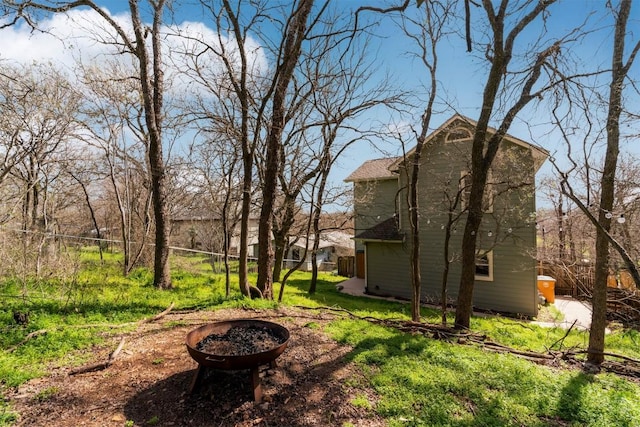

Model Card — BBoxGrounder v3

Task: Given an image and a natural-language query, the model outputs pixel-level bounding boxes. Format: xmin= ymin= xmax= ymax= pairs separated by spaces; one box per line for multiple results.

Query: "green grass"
xmin=326 ymin=319 xmax=640 ymax=426
xmin=1 ymin=248 xmax=640 ymax=427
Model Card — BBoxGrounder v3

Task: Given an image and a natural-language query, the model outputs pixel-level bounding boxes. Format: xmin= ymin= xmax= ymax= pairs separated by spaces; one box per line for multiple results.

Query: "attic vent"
xmin=446 ymin=127 xmax=472 ymax=142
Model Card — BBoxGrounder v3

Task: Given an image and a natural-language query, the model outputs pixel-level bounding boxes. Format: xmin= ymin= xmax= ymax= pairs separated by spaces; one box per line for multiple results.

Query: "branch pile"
xmin=607 ymin=287 xmax=640 ymax=327
xmin=389 ymin=318 xmax=640 ymax=379
xmin=298 ymin=305 xmax=640 ymax=380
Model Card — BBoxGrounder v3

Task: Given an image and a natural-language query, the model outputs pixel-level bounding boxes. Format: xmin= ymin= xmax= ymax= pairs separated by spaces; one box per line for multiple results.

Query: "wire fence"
xmin=0 ymin=228 xmax=349 ymax=275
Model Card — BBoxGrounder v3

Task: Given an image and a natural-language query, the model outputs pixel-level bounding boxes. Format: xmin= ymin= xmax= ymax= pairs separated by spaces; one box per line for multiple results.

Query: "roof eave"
xmin=354 ymin=236 xmax=404 ymax=243
xmin=344 ymin=174 xmax=399 ymax=183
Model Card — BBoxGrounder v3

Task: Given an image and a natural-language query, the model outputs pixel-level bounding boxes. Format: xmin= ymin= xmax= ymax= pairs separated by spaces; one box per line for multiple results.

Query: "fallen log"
xmin=289 ymin=306 xmax=640 ymax=380
xmin=140 ymin=302 xmax=175 ymax=324
xmin=69 ymin=337 xmax=125 ymax=376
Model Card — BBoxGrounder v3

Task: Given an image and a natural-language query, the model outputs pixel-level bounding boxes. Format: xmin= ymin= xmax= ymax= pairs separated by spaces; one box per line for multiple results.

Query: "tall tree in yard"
xmin=256 ymin=0 xmax=314 ymax=299
xmin=550 ymin=0 xmax=640 ymax=367
xmin=76 ymin=61 xmax=154 ymax=276
xmin=302 ymin=28 xmax=402 ymax=294
xmin=401 ymin=2 xmax=447 ymax=322
xmin=588 ymin=0 xmax=640 ymax=366
xmin=357 ymin=0 xmax=449 ymax=322
xmin=267 ymin=6 xmax=402 ymax=292
xmin=454 ymin=0 xmax=561 ymax=329
xmin=3 ymin=0 xmax=174 ymax=289
xmin=130 ymin=0 xmax=172 ymax=290
xmin=190 ymin=0 xmax=317 ymax=298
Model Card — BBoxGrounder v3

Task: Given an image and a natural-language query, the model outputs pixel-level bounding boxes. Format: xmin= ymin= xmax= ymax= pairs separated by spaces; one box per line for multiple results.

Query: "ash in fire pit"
xmin=185 ymin=320 xmax=290 ymax=402
xmin=195 ymin=325 xmax=287 ymax=356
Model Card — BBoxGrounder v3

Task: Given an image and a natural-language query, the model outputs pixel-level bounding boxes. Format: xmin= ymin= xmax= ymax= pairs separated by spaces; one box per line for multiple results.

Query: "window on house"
xmin=460 ymin=170 xmax=494 ymax=213
xmin=446 ymin=127 xmax=473 ymax=143
xmin=475 ymin=250 xmax=494 ymax=281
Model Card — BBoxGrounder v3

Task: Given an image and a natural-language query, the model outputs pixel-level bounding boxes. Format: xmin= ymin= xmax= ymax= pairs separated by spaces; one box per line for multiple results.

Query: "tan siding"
xmin=353 ymin=178 xmax=398 ymax=253
xmin=349 ymin=117 xmax=543 ymax=316
xmin=365 ymin=242 xmax=411 ymax=298
xmin=398 ymin=127 xmax=539 ymax=316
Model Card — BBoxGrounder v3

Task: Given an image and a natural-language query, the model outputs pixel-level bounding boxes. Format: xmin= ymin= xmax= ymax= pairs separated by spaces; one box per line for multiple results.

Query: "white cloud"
xmin=0 ymin=7 xmax=132 ymax=68
xmin=0 ymin=7 xmax=267 ymax=94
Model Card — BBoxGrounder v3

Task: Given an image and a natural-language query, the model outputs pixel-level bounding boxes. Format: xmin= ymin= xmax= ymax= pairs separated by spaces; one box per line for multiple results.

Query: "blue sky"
xmin=1 ymin=0 xmax=637 ymax=210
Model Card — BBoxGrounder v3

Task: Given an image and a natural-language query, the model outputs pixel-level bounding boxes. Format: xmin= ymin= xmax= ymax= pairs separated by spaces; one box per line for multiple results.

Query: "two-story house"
xmin=345 ymin=114 xmax=548 ymax=316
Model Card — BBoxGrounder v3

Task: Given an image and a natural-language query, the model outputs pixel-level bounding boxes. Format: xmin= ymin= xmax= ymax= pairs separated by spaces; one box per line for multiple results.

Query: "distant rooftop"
xmin=344 ymin=157 xmax=399 ymax=182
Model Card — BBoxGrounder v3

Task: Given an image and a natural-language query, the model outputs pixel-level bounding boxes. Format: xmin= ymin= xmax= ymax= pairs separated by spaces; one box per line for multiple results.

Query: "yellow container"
xmin=537 ymin=275 xmax=556 ymax=304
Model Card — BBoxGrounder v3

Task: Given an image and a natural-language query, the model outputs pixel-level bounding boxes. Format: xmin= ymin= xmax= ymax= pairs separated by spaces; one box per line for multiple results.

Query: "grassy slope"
xmin=1 ymin=248 xmax=639 ymax=426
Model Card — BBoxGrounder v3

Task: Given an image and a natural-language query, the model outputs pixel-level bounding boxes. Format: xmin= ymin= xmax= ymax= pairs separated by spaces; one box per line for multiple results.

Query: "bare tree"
xmin=187 ymin=0 xmax=285 ymax=297
xmin=0 ymin=62 xmax=81 ymax=276
xmin=267 ymin=6 xmax=402 ymax=288
xmin=437 ymin=169 xmax=467 ymax=325
xmin=75 ymin=60 xmax=154 ymax=276
xmin=352 ymin=0 xmax=449 ymax=322
xmin=548 ymin=0 xmax=640 ymax=367
xmin=0 ymin=63 xmax=51 ymax=186
xmin=185 ymin=131 xmax=243 ymax=296
xmin=400 ymin=1 xmax=449 ymax=322
xmin=454 ymin=0 xmax=561 ymax=329
xmin=587 ymin=0 xmax=640 ymax=366
xmin=66 ymin=163 xmax=106 ymax=260
xmin=255 ymin=0 xmax=315 ymax=299
xmin=3 ymin=0 xmax=175 ymax=288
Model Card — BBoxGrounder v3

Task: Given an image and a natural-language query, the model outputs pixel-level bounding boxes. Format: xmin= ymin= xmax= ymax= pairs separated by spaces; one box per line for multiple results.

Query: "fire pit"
xmin=185 ymin=319 xmax=290 ymax=402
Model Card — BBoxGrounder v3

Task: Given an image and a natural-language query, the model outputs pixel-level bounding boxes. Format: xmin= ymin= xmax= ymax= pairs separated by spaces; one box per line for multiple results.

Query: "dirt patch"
xmin=8 ymin=307 xmax=385 ymax=427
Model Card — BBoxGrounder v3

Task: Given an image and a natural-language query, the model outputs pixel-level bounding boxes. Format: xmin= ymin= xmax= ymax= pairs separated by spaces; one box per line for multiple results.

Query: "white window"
xmin=446 ymin=127 xmax=473 ymax=143
xmin=475 ymin=250 xmax=494 ymax=282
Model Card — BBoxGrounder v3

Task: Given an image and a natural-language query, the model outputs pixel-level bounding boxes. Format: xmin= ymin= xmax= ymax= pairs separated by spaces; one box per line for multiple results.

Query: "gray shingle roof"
xmin=354 ymin=217 xmax=403 ymax=242
xmin=344 ymin=157 xmax=400 ymax=182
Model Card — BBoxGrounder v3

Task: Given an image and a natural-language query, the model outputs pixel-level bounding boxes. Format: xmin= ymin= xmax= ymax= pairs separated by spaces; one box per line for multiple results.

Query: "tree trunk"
xmin=455 ymin=169 xmax=487 ymax=328
xmin=70 ymin=172 xmax=104 ymax=262
xmin=588 ymin=0 xmax=631 ymax=366
xmin=404 ymin=2 xmax=440 ymax=323
xmin=272 ymin=196 xmax=298 ymax=283
xmin=308 ymin=193 xmax=324 ymax=295
xmin=310 ymin=248 xmax=319 ymax=293
xmin=129 ymin=0 xmax=171 ymax=289
xmin=272 ymin=232 xmax=287 ymax=283
xmin=455 ymin=0 xmax=556 ymax=329
xmin=409 ymin=143 xmax=423 ymax=322
xmin=440 ymin=209 xmax=455 ymax=325
xmin=222 ymin=201 xmax=231 ymax=297
xmin=454 ymin=58 xmax=498 ymax=329
xmin=238 ymin=169 xmax=252 ymax=296
xmin=256 ymin=0 xmax=314 ymax=299
xmin=219 ymin=0 xmax=253 ymax=297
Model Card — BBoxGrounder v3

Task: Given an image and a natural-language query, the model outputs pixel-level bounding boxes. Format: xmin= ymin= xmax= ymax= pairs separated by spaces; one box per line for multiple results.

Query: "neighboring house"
xmin=171 ymin=212 xmax=258 ymax=255
xmin=284 ymin=231 xmax=354 ymax=271
xmin=250 ymin=230 xmax=354 ymax=272
xmin=345 ymin=114 xmax=549 ymax=316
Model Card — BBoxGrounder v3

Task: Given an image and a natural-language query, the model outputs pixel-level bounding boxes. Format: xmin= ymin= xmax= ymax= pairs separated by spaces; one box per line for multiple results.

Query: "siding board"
xmin=366 ymin=242 xmax=411 ymax=298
